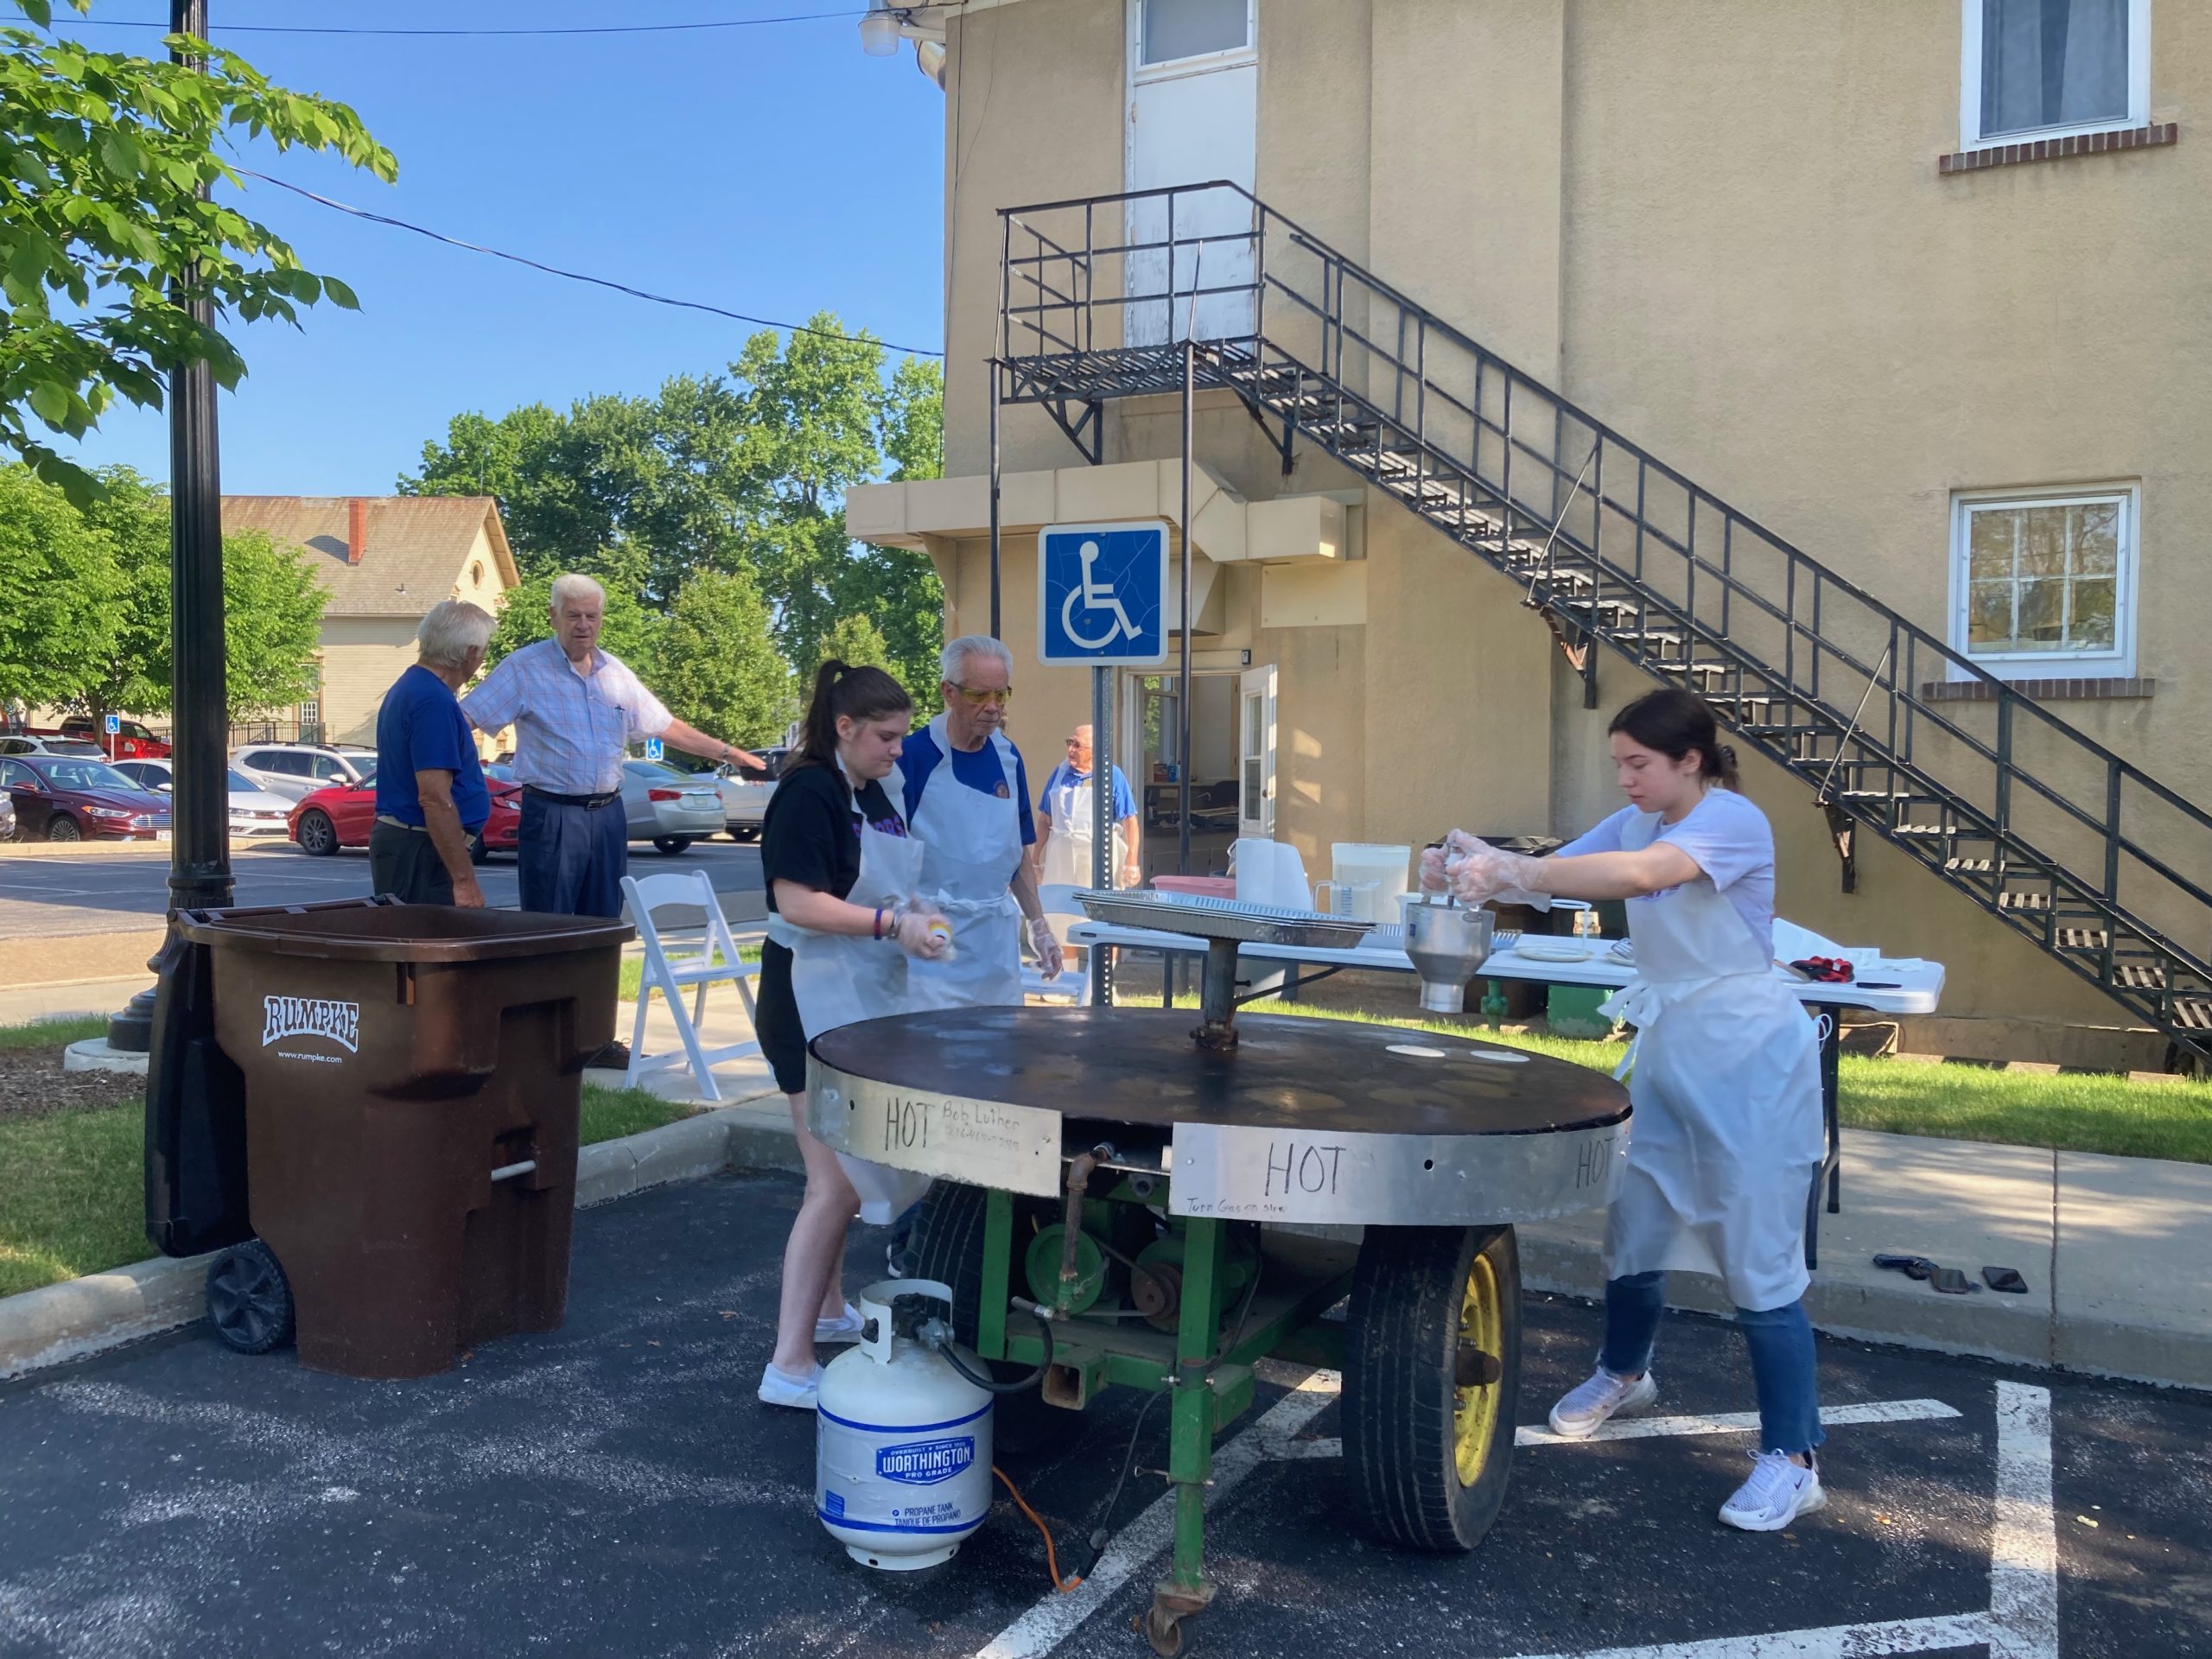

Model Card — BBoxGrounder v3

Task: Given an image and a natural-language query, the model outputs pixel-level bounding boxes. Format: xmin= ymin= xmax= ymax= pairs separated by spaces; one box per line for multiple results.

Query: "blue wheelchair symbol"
xmin=1039 ymin=521 xmax=1168 ymax=666
xmin=644 ymin=736 xmax=664 ymax=761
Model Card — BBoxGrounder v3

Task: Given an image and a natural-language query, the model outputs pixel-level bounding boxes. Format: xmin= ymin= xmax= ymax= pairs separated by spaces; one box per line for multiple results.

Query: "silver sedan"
xmin=621 ymin=760 xmax=725 ymax=855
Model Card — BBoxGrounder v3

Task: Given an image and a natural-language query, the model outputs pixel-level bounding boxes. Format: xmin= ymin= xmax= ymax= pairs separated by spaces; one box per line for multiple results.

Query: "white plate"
xmin=1514 ymin=940 xmax=1594 ymax=963
xmin=1607 ymin=939 xmax=1636 ymax=964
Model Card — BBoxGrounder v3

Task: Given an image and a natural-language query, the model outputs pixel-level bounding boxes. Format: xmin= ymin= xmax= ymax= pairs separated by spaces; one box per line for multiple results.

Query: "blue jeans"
xmin=1599 ymin=1271 xmax=1825 ymax=1456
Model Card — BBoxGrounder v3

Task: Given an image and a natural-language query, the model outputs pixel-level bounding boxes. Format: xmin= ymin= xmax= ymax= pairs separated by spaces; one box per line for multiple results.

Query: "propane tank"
xmin=816 ymin=1279 xmax=994 ymax=1570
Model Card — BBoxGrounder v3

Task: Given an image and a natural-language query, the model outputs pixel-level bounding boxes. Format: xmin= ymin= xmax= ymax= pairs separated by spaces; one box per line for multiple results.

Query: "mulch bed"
xmin=0 ymin=1043 xmax=140 ymax=1124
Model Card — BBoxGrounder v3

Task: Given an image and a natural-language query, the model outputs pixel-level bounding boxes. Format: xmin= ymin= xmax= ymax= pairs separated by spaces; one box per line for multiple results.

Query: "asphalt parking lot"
xmin=0 ymin=839 xmax=763 ymax=938
xmin=1 ymin=1171 xmax=2204 ymax=1659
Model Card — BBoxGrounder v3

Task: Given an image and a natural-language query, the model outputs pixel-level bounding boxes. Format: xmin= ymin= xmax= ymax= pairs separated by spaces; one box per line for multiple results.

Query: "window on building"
xmin=1139 ymin=0 xmax=1250 ymax=67
xmin=1963 ymin=0 xmax=2147 ymax=144
xmin=1950 ymin=486 xmax=2137 ymax=675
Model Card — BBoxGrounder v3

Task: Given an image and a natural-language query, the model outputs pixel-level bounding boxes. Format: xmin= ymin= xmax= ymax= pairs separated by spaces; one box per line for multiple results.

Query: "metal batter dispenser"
xmin=807 ymin=892 xmax=1629 ymax=1655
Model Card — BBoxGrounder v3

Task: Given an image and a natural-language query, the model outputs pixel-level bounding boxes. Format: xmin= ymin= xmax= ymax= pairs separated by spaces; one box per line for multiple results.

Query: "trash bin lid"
xmin=176 ymin=897 xmax=634 ymax=963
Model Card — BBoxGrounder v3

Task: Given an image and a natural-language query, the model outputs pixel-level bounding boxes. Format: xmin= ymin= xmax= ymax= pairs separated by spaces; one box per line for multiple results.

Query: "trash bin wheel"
xmin=295 ymin=810 xmax=339 ymax=857
xmin=1344 ymin=1223 xmax=1519 ymax=1552
xmin=909 ymin=1179 xmax=1059 ymax=1453
xmin=652 ymin=836 xmax=694 ymax=855
xmin=206 ymin=1240 xmax=297 ymax=1355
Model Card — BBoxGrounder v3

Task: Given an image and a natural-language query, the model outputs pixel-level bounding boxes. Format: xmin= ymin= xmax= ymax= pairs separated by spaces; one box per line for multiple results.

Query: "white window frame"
xmin=1960 ymin=0 xmax=2151 ymax=150
xmin=1948 ymin=481 xmax=2139 ymax=679
xmin=1130 ymin=0 xmax=1256 ymax=87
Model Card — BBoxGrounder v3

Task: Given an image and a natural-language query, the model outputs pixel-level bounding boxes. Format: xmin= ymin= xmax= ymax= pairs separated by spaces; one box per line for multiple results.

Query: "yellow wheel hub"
xmin=1453 ymin=1251 xmax=1503 ymax=1486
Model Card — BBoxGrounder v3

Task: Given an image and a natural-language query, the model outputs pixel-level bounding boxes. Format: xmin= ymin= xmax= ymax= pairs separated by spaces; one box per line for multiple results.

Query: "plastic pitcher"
xmin=1331 ymin=843 xmax=1412 ymax=923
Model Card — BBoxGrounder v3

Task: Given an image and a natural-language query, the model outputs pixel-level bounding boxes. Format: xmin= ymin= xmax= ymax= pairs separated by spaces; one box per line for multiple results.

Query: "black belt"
xmin=524 ymin=785 xmax=621 ymax=810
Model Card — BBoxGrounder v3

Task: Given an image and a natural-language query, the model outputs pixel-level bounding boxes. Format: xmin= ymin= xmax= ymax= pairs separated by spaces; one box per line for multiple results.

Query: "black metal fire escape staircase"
xmin=994 ymin=181 xmax=2212 ymax=1064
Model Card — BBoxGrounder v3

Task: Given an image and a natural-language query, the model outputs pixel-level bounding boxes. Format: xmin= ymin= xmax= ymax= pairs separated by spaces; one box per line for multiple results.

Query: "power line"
xmin=73 ymin=9 xmax=866 ymax=38
xmin=237 ymin=168 xmax=943 ymax=359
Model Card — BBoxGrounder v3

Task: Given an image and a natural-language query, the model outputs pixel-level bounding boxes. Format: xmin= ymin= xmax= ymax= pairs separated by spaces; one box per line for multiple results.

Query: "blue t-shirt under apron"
xmin=375 ymin=664 xmax=492 ymax=831
xmin=899 ymin=726 xmax=1036 ymax=846
xmin=1555 ymin=786 xmax=1776 ymax=958
xmin=1037 ymin=760 xmax=1138 ymax=826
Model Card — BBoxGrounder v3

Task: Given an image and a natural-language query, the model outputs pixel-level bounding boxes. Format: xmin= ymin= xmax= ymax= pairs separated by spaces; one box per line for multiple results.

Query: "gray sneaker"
xmin=1547 ymin=1366 xmax=1659 ymax=1438
xmin=1719 ymin=1451 xmax=1827 ymax=1532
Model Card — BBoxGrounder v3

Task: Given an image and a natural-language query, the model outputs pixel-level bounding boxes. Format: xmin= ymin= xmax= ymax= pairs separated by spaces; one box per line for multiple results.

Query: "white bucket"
xmin=1331 ymin=843 xmax=1412 ymax=923
xmin=1231 ymin=838 xmax=1311 ymax=909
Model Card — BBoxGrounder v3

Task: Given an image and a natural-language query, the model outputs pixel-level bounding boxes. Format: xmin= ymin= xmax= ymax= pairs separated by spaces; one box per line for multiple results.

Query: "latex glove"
xmin=1418 ymin=844 xmax=1451 ymax=893
xmin=890 ymin=907 xmax=952 ymax=960
xmin=1027 ymin=915 xmax=1065 ymax=980
xmin=1444 ymin=837 xmax=1548 ymax=907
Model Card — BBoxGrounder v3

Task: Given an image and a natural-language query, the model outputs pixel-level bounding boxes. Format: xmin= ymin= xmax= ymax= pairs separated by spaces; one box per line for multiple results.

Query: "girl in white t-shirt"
xmin=1433 ymin=689 xmax=1827 ymax=1533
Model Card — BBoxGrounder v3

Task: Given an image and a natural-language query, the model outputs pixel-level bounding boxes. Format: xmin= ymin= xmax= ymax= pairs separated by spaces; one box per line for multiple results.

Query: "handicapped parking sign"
xmin=1039 ymin=520 xmax=1168 ymax=667
xmin=104 ymin=714 xmax=120 ymax=734
xmin=644 ymin=736 xmax=664 ymax=761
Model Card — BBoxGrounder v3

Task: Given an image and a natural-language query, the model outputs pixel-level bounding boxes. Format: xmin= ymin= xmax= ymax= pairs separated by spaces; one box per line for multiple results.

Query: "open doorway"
xmin=1127 ymin=670 xmax=1243 ymax=880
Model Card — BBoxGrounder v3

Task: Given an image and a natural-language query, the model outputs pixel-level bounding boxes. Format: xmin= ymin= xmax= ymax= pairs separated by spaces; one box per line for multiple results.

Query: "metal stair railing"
xmin=994 ymin=181 xmax=2212 ymax=1060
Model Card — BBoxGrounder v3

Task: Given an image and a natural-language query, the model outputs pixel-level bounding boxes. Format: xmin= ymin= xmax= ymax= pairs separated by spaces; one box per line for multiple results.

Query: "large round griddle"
xmin=808 ymin=1008 xmax=1630 ymax=1227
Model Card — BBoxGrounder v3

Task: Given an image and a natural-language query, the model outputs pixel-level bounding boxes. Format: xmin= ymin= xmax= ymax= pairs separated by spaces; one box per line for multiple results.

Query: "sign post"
xmin=105 ymin=712 xmax=121 ymax=762
xmin=1039 ymin=520 xmax=1169 ymax=1007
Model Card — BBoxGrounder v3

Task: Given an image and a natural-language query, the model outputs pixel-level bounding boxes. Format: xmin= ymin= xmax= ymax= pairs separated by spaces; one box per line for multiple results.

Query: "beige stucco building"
xmin=222 ymin=496 xmax=518 ymax=749
xmin=850 ymin=0 xmax=2208 ymax=1039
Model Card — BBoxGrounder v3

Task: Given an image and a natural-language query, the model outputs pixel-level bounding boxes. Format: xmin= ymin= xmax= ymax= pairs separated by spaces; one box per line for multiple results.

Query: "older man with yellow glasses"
xmin=898 ymin=634 xmax=1063 ymax=1009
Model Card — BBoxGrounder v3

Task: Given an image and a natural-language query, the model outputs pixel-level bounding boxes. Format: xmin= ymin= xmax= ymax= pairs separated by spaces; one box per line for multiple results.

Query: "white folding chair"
xmin=1021 ymin=881 xmax=1093 ymax=1006
xmin=619 ymin=869 xmax=762 ymax=1102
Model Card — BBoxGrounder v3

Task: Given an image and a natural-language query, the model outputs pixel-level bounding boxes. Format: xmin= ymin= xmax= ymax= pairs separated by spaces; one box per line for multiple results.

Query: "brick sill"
xmin=1940 ymin=122 xmax=2177 ymax=174
xmin=1920 ymin=677 xmax=2154 ymax=703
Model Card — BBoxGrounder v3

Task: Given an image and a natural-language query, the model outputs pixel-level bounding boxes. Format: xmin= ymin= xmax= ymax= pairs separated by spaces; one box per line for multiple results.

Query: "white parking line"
xmin=970 ymin=1368 xmax=1343 ymax=1659
xmin=1278 ymin=1398 xmax=1965 ymax=1462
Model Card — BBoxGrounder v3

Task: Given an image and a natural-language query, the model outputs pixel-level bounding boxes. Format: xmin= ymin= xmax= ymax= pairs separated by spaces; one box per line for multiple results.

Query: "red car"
xmin=57 ymin=716 xmax=171 ymax=760
xmin=0 ymin=753 xmax=172 ymax=842
xmin=289 ymin=767 xmax=520 ymax=862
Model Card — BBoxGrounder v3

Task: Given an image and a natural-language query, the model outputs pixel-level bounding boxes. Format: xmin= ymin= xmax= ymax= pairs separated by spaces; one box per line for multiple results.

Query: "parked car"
xmin=0 ymin=734 xmax=108 ymax=759
xmin=111 ymin=760 xmax=295 ymax=837
xmin=622 ymin=760 xmax=724 ymax=853
xmin=57 ymin=716 xmax=169 ymax=760
xmin=715 ymin=747 xmax=787 ymax=842
xmin=289 ymin=763 xmax=523 ymax=863
xmin=0 ymin=753 xmax=171 ymax=842
xmin=231 ymin=743 xmax=375 ymax=803
xmin=0 ymin=788 xmax=14 ymax=842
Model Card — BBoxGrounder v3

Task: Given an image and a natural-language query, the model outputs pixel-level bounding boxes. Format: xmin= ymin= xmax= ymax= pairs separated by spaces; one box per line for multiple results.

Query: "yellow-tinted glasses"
xmin=950 ymin=684 xmax=1013 ymax=707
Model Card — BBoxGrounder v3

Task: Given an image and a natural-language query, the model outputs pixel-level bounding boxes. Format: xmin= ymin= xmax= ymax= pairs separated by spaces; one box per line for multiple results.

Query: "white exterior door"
xmin=1237 ymin=663 xmax=1275 ymax=838
xmin=1126 ymin=0 xmax=1257 ymax=348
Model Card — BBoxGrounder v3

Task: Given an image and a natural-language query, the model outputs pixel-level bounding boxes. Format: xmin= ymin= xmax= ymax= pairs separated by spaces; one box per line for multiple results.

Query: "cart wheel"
xmin=909 ymin=1179 xmax=1059 ymax=1452
xmin=205 ymin=1240 xmax=296 ymax=1355
xmin=1142 ymin=1603 xmax=1185 ymax=1656
xmin=1344 ymin=1224 xmax=1519 ymax=1552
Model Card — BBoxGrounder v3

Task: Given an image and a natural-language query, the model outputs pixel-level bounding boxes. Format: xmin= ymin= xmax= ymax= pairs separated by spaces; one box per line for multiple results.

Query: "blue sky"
xmin=50 ymin=2 xmax=948 ymax=495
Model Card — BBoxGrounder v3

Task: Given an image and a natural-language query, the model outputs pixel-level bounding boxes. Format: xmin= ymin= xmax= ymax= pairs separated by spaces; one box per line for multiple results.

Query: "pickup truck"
xmin=29 ymin=717 xmax=172 ymax=760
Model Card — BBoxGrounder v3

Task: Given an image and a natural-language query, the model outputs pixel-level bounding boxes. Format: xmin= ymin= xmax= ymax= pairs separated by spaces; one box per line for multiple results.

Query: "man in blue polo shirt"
xmin=372 ymin=601 xmax=497 ymax=906
xmin=1033 ymin=721 xmax=1142 ymax=888
xmin=899 ymin=634 xmax=1062 ymax=1009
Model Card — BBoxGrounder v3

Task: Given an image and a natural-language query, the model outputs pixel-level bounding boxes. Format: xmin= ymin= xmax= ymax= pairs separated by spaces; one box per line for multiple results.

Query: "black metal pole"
xmin=1176 ymin=338 xmax=1194 ymax=876
xmin=165 ymin=0 xmax=232 ymax=916
xmin=987 ymin=355 xmax=1001 ymax=639
xmin=109 ymin=0 xmax=229 ymax=1052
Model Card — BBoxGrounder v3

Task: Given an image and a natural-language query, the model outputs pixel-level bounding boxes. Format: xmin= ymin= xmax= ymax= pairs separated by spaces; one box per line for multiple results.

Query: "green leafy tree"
xmin=812 ymin=610 xmax=891 ymax=676
xmin=656 ymin=569 xmax=793 ymax=750
xmin=72 ymin=462 xmax=169 ymax=726
xmin=485 ymin=569 xmax=664 ymax=673
xmin=0 ymin=461 xmax=119 ymax=709
xmin=0 ymin=3 xmax=397 ymax=501
xmin=219 ymin=527 xmax=325 ymax=718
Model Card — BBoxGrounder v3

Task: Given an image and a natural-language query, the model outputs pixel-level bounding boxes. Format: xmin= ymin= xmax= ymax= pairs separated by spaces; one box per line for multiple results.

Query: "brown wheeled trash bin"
xmin=175 ymin=897 xmax=632 ymax=1379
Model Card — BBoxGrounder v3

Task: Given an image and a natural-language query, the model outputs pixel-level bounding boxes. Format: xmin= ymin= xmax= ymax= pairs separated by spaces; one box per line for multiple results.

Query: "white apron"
xmin=906 ymin=714 xmax=1026 ymax=1010
xmin=1598 ymin=809 xmax=1824 ymax=1312
xmin=1040 ymin=766 xmax=1129 ymax=888
xmin=765 ymin=770 xmax=935 ymax=1225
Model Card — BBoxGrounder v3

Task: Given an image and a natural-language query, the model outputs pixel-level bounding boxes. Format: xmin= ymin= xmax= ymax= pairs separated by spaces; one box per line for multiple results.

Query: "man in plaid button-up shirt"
xmin=465 ymin=573 xmax=761 ymax=978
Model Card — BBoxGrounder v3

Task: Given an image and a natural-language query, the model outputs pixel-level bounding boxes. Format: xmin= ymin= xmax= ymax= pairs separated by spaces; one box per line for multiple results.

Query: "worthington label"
xmin=261 ymin=995 xmax=360 ymax=1053
xmin=875 ymin=1436 xmax=975 ymax=1486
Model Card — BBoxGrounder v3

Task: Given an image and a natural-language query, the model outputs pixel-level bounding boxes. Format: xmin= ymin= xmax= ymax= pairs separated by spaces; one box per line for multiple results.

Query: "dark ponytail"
xmin=790 ymin=659 xmax=911 ymax=773
xmin=1608 ymin=688 xmax=1738 ymax=790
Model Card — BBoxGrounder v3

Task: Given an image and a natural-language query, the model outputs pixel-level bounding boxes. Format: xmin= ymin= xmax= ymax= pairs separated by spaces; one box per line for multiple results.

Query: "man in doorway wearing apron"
xmin=899 ymin=635 xmax=1064 ymax=1008
xmin=1033 ymin=723 xmax=1142 ymax=889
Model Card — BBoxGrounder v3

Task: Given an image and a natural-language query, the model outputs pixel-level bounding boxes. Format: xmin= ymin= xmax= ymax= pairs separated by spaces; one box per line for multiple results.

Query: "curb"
xmin=0 ymin=1099 xmax=800 ymax=1383
xmin=0 ymin=836 xmax=284 ymax=860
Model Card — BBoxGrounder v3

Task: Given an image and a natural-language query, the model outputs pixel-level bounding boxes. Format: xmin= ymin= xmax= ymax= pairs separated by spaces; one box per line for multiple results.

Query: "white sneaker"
xmin=816 ymin=1302 xmax=865 ymax=1344
xmin=1546 ymin=1366 xmax=1660 ymax=1439
xmin=758 ymin=1361 xmax=822 ymax=1410
xmin=1718 ymin=1450 xmax=1827 ymax=1532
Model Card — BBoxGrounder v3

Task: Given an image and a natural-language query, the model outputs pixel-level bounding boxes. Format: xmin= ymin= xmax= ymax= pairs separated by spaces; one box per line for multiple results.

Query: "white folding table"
xmin=1065 ymin=917 xmax=1947 ymax=1268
